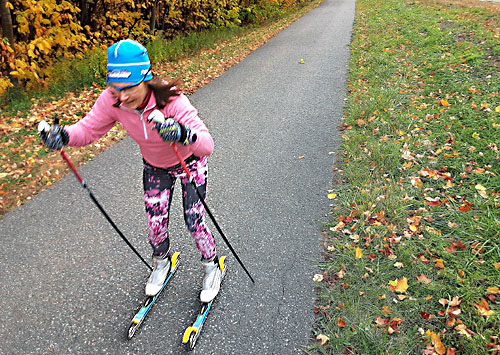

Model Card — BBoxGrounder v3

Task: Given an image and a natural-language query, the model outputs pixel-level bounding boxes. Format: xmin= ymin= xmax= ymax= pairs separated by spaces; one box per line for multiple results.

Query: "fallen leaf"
xmin=450 ymin=296 xmax=461 ymax=307
xmin=313 ymin=274 xmax=324 ymax=282
xmin=355 ymin=247 xmax=363 ymax=259
xmin=416 ymin=273 xmax=432 ymax=284
xmin=394 ymin=262 xmax=404 ymax=269
xmin=375 ymin=316 xmax=389 ymax=327
xmin=389 ymin=277 xmax=408 ymax=293
xmin=420 ymin=311 xmax=433 ymax=320
xmin=316 ymin=334 xmax=330 ymax=346
xmin=431 ymin=332 xmax=446 ymax=355
xmin=439 ymin=298 xmax=449 ymax=307
xmin=382 ymin=305 xmax=391 ymax=314
xmin=487 ymin=287 xmax=499 ymax=294
xmin=336 ymin=264 xmax=346 ymax=279
xmin=388 ymin=318 xmax=402 ymax=334
xmin=337 ymin=317 xmax=346 ymax=328
xmin=475 ymin=184 xmax=488 ymax=198
xmin=455 ymin=324 xmax=475 ymax=338
xmin=331 ymin=221 xmax=345 ymax=231
xmin=475 ymin=298 xmax=494 ymax=317
xmin=328 ymin=193 xmax=337 ymax=199
xmin=434 ymin=259 xmax=445 ymax=269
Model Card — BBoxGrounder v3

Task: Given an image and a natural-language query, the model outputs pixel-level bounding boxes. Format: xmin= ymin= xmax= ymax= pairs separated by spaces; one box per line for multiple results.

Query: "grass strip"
xmin=309 ymin=0 xmax=499 ymax=354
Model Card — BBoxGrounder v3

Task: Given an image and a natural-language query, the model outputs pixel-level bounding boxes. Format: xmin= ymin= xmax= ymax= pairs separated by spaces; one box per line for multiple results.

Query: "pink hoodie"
xmin=65 ymin=88 xmax=214 ymax=168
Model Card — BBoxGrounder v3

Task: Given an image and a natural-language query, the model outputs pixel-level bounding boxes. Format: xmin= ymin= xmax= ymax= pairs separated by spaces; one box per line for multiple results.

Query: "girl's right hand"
xmin=38 ymin=120 xmax=69 ymax=150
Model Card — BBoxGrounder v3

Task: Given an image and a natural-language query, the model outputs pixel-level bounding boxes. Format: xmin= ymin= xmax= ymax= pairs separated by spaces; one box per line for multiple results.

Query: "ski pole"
xmin=60 ymin=148 xmax=152 ymax=271
xmin=171 ymin=143 xmax=255 ymax=284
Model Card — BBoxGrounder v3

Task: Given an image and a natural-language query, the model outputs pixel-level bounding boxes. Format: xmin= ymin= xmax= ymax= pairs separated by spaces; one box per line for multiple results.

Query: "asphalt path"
xmin=0 ymin=0 xmax=355 ymax=353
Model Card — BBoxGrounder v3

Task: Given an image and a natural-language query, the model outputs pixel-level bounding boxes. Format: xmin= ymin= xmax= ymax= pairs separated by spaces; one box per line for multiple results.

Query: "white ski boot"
xmin=199 ymin=257 xmax=222 ymax=303
xmin=145 ymin=254 xmax=171 ymax=296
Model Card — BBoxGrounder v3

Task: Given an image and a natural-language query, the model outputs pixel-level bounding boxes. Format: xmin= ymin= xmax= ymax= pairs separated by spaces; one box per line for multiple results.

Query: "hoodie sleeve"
xmin=65 ymin=90 xmax=118 ymax=147
xmin=167 ymin=93 xmax=214 ymax=157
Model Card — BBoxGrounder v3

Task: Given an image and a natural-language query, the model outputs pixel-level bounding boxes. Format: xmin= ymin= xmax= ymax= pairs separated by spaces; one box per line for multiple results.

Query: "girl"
xmin=39 ymin=39 xmax=221 ymax=303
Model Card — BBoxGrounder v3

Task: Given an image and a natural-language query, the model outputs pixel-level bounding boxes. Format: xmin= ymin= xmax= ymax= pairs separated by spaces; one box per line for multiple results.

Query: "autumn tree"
xmin=0 ymin=0 xmax=14 ymax=48
xmin=0 ymin=0 xmax=308 ymax=96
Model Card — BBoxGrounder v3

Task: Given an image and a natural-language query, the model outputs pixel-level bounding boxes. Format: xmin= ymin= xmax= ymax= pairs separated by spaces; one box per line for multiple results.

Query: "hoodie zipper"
xmin=140 ymin=111 xmax=148 ymax=140
xmin=120 ymin=103 xmax=156 ymax=140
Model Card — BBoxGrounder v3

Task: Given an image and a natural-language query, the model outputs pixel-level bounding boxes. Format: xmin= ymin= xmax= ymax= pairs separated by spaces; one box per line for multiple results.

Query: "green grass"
xmin=309 ymin=0 xmax=499 ymax=354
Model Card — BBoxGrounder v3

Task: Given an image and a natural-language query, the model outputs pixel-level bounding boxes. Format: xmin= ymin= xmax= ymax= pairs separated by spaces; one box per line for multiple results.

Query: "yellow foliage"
xmin=0 ymin=77 xmax=14 ymax=95
xmin=2 ymin=0 xmax=308 ymax=92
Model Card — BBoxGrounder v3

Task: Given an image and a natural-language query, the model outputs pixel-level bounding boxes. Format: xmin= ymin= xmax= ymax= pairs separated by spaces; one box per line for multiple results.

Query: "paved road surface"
xmin=0 ymin=0 xmax=355 ymax=353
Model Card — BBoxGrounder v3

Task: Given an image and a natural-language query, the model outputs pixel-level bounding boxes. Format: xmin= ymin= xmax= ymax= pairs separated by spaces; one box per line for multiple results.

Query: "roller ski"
xmin=182 ymin=256 xmax=227 ymax=351
xmin=127 ymin=251 xmax=181 ymax=339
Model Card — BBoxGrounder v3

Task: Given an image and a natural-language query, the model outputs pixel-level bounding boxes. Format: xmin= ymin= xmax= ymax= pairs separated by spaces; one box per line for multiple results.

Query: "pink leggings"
xmin=143 ymin=156 xmax=216 ymax=260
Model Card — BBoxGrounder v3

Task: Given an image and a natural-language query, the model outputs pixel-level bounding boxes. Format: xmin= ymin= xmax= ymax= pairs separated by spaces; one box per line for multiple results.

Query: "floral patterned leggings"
xmin=143 ymin=156 xmax=216 ymax=260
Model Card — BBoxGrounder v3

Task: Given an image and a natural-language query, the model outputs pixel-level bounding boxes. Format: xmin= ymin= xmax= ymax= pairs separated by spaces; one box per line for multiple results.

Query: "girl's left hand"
xmin=154 ymin=118 xmax=183 ymax=143
xmin=153 ymin=119 xmax=197 ymax=145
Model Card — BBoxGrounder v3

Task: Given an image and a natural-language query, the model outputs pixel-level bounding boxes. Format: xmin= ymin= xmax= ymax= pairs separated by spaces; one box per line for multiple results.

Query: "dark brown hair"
xmin=146 ymin=76 xmax=183 ymax=109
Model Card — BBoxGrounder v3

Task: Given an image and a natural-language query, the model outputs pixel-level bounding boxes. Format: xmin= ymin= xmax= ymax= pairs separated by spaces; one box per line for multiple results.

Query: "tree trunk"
xmin=79 ymin=0 xmax=89 ymax=27
xmin=149 ymin=0 xmax=159 ymax=34
xmin=0 ymin=0 xmax=15 ymax=50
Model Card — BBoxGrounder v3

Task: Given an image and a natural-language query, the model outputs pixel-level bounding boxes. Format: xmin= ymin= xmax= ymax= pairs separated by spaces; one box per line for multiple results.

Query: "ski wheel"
xmin=218 ymin=256 xmax=226 ymax=275
xmin=187 ymin=332 xmax=197 ymax=351
xmin=127 ymin=323 xmax=139 ymax=340
xmin=170 ymin=251 xmax=180 ymax=270
xmin=182 ymin=326 xmax=198 ymax=351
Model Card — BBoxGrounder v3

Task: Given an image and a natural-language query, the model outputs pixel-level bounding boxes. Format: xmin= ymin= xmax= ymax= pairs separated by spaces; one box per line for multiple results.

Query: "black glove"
xmin=153 ymin=118 xmax=197 ymax=145
xmin=38 ymin=120 xmax=69 ymax=150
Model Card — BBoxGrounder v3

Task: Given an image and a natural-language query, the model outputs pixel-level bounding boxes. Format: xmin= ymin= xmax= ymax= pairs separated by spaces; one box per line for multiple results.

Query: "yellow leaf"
xmin=355 ymin=247 xmax=363 ymax=259
xmin=444 ymin=180 xmax=454 ymax=189
xmin=382 ymin=305 xmax=391 ymax=314
xmin=328 ymin=193 xmax=337 ymax=199
xmin=435 ymin=259 xmax=445 ymax=269
xmin=487 ymin=286 xmax=499 ymax=294
xmin=472 ymin=132 xmax=480 ymax=140
xmin=475 ymin=299 xmax=494 ymax=317
xmin=431 ymin=333 xmax=446 ymax=355
xmin=395 ymin=277 xmax=408 ymax=293
xmin=313 ymin=274 xmax=323 ymax=282
xmin=440 ymin=99 xmax=449 ymax=107
xmin=6 ymin=1 xmax=13 ymax=10
xmin=495 ymin=105 xmax=500 ymax=112
xmin=316 ymin=334 xmax=329 ymax=346
xmin=331 ymin=221 xmax=345 ymax=231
